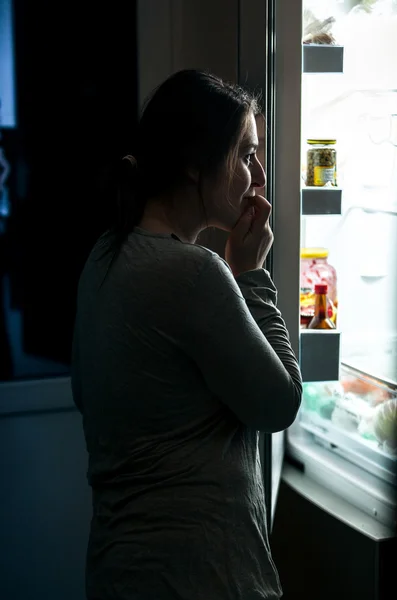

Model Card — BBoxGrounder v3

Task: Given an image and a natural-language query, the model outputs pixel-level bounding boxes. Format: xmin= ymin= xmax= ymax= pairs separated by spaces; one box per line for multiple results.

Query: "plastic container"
xmin=300 ymin=247 xmax=338 ymax=328
xmin=306 ymin=139 xmax=337 ymax=187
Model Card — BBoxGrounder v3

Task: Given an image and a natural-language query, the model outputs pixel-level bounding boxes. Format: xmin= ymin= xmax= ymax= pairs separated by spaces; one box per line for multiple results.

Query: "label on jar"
xmin=313 ymin=166 xmax=336 ymax=186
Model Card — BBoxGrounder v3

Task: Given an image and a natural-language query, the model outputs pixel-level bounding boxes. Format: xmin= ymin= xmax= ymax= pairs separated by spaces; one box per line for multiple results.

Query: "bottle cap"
xmin=307 ymin=139 xmax=336 ymax=145
xmin=315 ymin=284 xmax=328 ymax=294
xmin=301 ymin=247 xmax=329 ymax=259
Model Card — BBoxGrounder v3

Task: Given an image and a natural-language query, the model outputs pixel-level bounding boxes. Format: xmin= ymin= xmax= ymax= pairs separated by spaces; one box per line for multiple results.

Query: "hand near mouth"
xmin=225 ymin=195 xmax=273 ymax=277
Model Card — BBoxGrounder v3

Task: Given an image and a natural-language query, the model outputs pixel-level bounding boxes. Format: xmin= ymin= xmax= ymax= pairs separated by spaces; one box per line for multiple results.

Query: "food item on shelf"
xmin=372 ymin=398 xmax=397 ymax=451
xmin=341 ymin=376 xmax=378 ymax=396
xmin=302 ymin=364 xmax=397 ymax=457
xmin=306 ymin=139 xmax=337 ymax=187
xmin=302 ymin=383 xmax=319 ymax=412
xmin=300 ymin=248 xmax=338 ymax=328
xmin=341 ymin=375 xmax=393 ymax=406
xmin=318 ymin=397 xmax=337 ymax=420
xmin=300 ymin=288 xmax=315 ymax=329
xmin=307 ymin=284 xmax=336 ymax=329
xmin=372 ymin=388 xmax=394 ymax=406
xmin=302 ymin=381 xmax=342 ymax=420
xmin=302 ymin=9 xmax=337 ymax=45
xmin=331 ymin=393 xmax=373 ymax=433
xmin=303 ymin=32 xmax=335 ymax=45
xmin=337 ymin=365 xmax=396 ymax=449
xmin=357 ymin=415 xmax=377 ymax=442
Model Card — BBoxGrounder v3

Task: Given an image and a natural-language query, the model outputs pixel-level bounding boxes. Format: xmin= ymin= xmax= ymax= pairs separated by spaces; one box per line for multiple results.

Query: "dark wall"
xmin=6 ymin=0 xmax=138 ymax=364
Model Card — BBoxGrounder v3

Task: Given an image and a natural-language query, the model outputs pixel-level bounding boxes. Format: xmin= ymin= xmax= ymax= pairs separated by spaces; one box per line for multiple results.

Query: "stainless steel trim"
xmin=273 ymin=0 xmax=302 ymax=358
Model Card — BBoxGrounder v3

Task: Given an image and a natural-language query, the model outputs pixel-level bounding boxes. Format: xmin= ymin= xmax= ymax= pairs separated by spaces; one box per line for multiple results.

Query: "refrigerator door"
xmin=277 ymin=0 xmax=397 ymax=528
xmin=271 ymin=0 xmax=303 ymax=528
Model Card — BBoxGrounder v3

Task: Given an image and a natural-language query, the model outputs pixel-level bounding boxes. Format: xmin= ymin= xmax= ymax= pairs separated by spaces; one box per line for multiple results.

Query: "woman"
xmin=72 ymin=69 xmax=302 ymax=600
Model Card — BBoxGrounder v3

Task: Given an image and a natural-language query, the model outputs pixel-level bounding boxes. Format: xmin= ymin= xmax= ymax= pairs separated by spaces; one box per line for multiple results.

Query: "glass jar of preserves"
xmin=306 ymin=139 xmax=337 ymax=187
xmin=300 ymin=247 xmax=338 ymax=328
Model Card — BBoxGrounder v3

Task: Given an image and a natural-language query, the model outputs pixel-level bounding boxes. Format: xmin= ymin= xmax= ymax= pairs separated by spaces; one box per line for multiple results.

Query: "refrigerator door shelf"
xmin=300 ymin=330 xmax=341 ymax=382
xmin=301 ymin=187 xmax=342 ymax=215
xmin=302 ymin=44 xmax=344 ymax=74
xmin=299 ymin=410 xmax=396 ymax=486
xmin=287 ymin=423 xmax=396 ymax=531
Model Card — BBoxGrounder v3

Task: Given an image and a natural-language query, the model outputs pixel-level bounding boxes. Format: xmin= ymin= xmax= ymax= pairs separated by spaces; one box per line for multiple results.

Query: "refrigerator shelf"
xmin=300 ymin=330 xmax=341 ymax=382
xmin=302 ymin=44 xmax=344 ymax=74
xmin=299 ymin=411 xmax=397 ymax=485
xmin=301 ymin=187 xmax=342 ymax=215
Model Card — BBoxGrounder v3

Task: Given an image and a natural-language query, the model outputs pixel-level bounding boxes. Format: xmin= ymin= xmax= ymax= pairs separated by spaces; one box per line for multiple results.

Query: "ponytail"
xmin=112 ymin=154 xmax=144 ymax=238
xmin=96 ymin=154 xmax=145 ymax=272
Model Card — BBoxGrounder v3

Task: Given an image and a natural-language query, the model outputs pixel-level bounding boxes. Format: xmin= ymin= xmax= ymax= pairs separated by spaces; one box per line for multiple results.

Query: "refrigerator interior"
xmin=290 ymin=0 xmax=397 ymax=521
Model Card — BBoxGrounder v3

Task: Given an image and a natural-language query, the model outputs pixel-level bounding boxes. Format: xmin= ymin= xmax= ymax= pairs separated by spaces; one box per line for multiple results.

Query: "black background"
xmin=1 ymin=0 xmax=138 ymax=370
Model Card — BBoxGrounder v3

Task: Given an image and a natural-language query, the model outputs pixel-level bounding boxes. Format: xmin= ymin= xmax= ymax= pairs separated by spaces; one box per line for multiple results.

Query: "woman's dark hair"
xmin=109 ymin=69 xmax=261 ymax=241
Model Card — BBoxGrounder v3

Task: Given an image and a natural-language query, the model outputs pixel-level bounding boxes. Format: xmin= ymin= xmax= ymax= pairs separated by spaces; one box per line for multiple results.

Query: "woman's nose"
xmin=251 ymin=156 xmax=266 ymax=189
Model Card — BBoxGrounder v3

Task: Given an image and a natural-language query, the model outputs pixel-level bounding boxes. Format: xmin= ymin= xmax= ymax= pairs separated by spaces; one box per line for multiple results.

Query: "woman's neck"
xmin=138 ymin=195 xmax=203 ymax=244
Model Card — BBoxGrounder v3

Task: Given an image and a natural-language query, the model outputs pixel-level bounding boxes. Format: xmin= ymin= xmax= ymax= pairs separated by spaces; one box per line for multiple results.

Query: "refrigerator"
xmin=273 ymin=0 xmax=397 ymax=533
xmin=1 ymin=0 xmax=396 ymax=597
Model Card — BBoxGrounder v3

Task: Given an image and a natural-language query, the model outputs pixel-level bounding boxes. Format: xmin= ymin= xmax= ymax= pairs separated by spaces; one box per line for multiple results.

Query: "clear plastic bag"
xmin=303 ymin=8 xmax=337 ymax=44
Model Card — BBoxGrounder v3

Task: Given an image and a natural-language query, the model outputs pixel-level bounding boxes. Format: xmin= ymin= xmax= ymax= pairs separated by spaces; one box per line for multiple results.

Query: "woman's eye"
xmin=244 ymin=153 xmax=255 ymax=166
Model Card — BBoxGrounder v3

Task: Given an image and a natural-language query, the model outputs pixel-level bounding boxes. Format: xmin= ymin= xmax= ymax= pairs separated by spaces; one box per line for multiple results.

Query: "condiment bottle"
xmin=300 ymin=247 xmax=338 ymax=328
xmin=307 ymin=284 xmax=336 ymax=330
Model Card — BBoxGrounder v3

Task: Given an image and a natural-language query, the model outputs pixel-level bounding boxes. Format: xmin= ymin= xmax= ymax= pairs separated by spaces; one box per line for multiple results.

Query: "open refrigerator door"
xmin=283 ymin=0 xmax=397 ymax=530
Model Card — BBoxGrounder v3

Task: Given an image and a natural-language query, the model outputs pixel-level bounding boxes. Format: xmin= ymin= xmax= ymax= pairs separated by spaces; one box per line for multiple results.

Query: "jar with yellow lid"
xmin=300 ymin=247 xmax=338 ymax=328
xmin=306 ymin=139 xmax=337 ymax=187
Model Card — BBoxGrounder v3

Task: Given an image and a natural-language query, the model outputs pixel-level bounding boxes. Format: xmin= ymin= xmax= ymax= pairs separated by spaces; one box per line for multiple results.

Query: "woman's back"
xmin=72 ymin=228 xmax=286 ymax=599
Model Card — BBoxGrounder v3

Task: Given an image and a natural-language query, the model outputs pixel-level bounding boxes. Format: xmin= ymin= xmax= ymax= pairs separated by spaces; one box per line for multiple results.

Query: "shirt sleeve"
xmin=179 ymin=254 xmax=302 ymax=433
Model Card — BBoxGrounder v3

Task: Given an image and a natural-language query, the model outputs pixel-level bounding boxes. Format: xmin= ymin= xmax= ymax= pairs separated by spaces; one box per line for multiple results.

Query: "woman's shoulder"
xmin=128 ymin=228 xmax=228 ymax=275
xmin=172 ymin=239 xmax=232 ymax=279
xmin=85 ymin=229 xmax=232 ymax=292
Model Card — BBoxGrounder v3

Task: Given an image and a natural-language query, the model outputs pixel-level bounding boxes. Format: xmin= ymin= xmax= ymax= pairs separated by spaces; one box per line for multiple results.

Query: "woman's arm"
xmin=180 ymin=255 xmax=302 ymax=433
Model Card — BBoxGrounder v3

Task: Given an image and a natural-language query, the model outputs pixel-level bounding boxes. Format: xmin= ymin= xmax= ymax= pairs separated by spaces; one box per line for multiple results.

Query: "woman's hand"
xmin=225 ymin=195 xmax=273 ymax=277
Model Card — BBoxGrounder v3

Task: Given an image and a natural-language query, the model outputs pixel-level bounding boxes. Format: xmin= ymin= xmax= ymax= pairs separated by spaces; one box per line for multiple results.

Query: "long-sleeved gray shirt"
xmin=71 ymin=227 xmax=302 ymax=600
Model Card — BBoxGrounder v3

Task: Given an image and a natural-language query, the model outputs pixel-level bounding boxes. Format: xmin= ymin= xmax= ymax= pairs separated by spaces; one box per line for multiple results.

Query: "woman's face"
xmin=204 ymin=112 xmax=266 ymax=232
